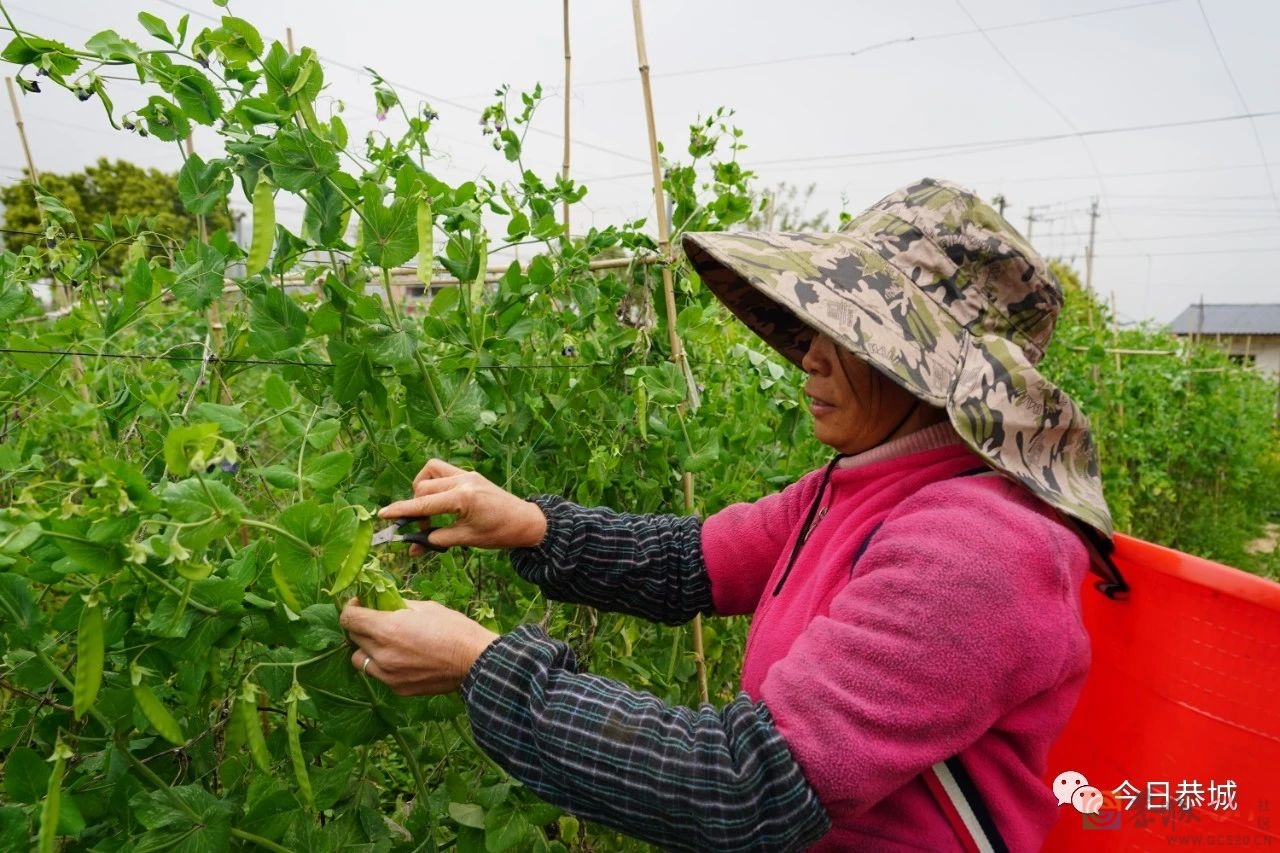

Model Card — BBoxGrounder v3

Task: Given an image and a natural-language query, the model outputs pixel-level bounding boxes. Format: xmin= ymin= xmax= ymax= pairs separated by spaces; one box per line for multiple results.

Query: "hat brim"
xmin=682 ymin=230 xmax=964 ymax=406
xmin=682 ymin=230 xmax=1113 ymax=537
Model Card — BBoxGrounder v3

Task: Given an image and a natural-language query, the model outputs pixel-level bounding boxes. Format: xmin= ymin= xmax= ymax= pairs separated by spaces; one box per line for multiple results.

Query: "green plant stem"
xmin=450 ymin=717 xmax=507 ymax=778
xmin=0 ymin=3 xmax=33 ymax=49
xmin=240 ymin=517 xmax=317 ymax=554
xmin=381 ymin=267 xmax=402 ymax=326
xmin=389 ymin=726 xmax=437 ymax=833
xmin=229 ymin=829 xmax=294 ymax=853
xmin=412 ymin=351 xmax=446 ymax=417
xmin=134 ymin=563 xmax=218 ymax=616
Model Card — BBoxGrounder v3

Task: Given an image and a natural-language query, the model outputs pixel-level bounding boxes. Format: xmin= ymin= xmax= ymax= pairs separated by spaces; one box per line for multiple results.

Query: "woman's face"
xmin=801 ymin=332 xmax=923 ymax=455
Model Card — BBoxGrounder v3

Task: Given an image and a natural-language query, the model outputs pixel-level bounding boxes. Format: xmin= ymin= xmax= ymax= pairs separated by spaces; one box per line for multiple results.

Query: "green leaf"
xmin=484 ymin=801 xmax=531 ymax=853
xmin=139 ymin=94 xmax=191 ymax=142
xmin=527 ymin=255 xmax=554 ymax=287
xmin=0 ymin=521 xmax=41 ymax=555
xmin=247 ymin=286 xmax=307 ymax=356
xmin=0 ymin=278 xmax=34 ymax=323
xmin=164 ymin=423 xmax=222 ymax=476
xmin=275 ymin=502 xmax=360 ymax=608
xmin=171 ymin=239 xmax=227 ymax=310
xmin=85 ymin=30 xmax=141 ymax=62
xmin=449 ymin=803 xmax=486 ymax=830
xmin=218 ymin=16 xmax=263 ymax=63
xmin=264 ymin=127 xmax=338 ymax=193
xmin=329 ymin=342 xmax=377 ymax=405
xmin=187 ymin=402 xmax=247 ymax=434
xmin=3 ymin=747 xmax=50 ymax=804
xmin=264 ymin=374 xmax=293 ymax=409
xmin=364 ymin=324 xmax=417 ymax=371
xmin=253 ymin=465 xmax=299 ymax=490
xmin=138 ymin=12 xmax=175 ymax=44
xmin=0 ymin=806 xmax=27 ymax=851
xmin=168 ymin=66 xmax=222 ymax=125
xmin=177 ymin=153 xmax=233 ymax=215
xmin=302 ymin=173 xmax=355 ymax=245
xmin=131 ymin=785 xmax=234 ymax=852
xmin=161 ymin=478 xmax=245 ymax=549
xmin=306 ymin=418 xmax=341 ymax=449
xmin=362 ymin=194 xmax=417 ymax=269
xmin=304 ymin=451 xmax=353 ymax=492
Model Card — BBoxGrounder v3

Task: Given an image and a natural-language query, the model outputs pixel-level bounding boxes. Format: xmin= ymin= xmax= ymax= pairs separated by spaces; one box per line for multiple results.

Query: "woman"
xmin=340 ymin=179 xmax=1123 ymax=851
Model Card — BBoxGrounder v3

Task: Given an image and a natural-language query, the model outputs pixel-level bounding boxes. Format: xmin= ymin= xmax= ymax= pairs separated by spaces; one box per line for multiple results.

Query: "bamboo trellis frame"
xmin=631 ymin=0 xmax=708 ymax=703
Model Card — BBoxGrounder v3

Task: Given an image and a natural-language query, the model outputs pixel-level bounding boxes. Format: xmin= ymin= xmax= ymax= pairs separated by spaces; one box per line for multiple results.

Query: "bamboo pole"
xmin=630 ymin=0 xmax=707 ymax=704
xmin=560 ymin=0 xmax=572 ymax=236
xmin=5 ymin=77 xmax=40 ymax=185
xmin=6 ymin=76 xmax=58 ymax=309
xmin=6 ymin=75 xmax=88 ymax=402
xmin=186 ymin=135 xmax=232 ymax=404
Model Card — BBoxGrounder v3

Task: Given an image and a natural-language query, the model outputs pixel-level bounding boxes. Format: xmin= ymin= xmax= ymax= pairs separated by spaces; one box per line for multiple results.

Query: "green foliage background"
xmin=0 ymin=5 xmax=1275 ymax=853
xmin=1 ymin=158 xmax=233 ymax=273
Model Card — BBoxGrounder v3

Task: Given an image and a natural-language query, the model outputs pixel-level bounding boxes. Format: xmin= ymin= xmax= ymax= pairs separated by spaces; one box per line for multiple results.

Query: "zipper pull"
xmin=801 ymin=506 xmax=829 ymax=545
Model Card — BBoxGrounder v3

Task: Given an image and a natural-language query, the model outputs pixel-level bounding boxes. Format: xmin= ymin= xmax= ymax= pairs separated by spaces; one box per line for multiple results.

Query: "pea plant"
xmin=0 ymin=5 xmax=822 ymax=851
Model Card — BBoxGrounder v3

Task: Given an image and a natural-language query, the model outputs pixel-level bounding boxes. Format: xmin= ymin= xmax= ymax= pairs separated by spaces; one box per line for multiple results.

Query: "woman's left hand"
xmin=339 ymin=599 xmax=499 ymax=696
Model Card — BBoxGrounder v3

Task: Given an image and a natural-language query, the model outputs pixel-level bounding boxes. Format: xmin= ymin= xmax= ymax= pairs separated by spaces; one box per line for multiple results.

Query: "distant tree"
xmin=748 ymin=182 xmax=834 ymax=231
xmin=0 ymin=158 xmax=231 ymax=273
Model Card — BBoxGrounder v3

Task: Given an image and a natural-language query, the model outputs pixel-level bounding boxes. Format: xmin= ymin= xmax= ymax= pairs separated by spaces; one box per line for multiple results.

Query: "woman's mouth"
xmin=806 ymin=393 xmax=836 ymax=417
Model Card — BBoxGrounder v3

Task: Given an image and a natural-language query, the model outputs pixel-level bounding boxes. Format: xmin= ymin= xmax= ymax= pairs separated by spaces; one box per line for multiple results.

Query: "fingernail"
xmin=377 ymin=508 xmax=388 ymax=518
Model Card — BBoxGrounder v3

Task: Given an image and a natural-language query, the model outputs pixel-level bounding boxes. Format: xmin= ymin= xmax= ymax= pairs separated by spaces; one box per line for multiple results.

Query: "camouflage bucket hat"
xmin=682 ymin=177 xmax=1113 ymax=537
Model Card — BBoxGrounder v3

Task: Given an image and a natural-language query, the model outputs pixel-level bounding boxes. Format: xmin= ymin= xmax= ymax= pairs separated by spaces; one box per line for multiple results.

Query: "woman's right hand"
xmin=379 ymin=459 xmax=548 ymax=552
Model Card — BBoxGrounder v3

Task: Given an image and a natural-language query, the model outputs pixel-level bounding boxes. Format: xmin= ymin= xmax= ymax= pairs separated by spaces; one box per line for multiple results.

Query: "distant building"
xmin=1167 ymin=303 xmax=1280 ymax=379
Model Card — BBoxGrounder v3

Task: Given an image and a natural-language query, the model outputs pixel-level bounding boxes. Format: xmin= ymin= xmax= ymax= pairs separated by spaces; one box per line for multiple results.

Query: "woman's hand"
xmin=339 ymin=598 xmax=499 ymax=696
xmin=380 ymin=458 xmax=547 ymax=552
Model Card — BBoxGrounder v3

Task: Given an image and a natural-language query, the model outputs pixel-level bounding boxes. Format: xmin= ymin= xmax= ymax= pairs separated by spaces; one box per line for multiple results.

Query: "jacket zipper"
xmin=771 ymin=461 xmax=838 ymax=597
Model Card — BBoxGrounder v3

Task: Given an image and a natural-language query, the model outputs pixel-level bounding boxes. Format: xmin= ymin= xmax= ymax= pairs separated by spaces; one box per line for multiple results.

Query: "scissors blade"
xmin=371 ymin=522 xmax=403 ymax=546
xmin=371 ymin=518 xmax=447 ymax=551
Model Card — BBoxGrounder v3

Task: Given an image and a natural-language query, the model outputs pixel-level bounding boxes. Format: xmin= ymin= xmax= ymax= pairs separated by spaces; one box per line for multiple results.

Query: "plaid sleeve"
xmin=460 ymin=625 xmax=831 ymax=853
xmin=509 ymin=496 xmax=713 ymax=626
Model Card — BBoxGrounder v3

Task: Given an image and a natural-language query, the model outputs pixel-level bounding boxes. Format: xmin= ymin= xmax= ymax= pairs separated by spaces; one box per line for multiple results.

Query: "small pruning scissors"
xmin=371 ymin=518 xmax=448 ymax=552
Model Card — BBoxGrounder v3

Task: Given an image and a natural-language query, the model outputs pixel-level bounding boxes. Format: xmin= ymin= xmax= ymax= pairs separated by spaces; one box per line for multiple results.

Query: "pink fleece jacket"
xmin=700 ymin=427 xmax=1091 ymax=851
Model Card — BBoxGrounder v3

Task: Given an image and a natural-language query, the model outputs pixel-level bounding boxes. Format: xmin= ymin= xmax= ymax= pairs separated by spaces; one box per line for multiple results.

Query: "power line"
xmin=1195 ymin=0 xmax=1280 ymax=225
xmin=154 ymin=0 xmax=646 ymax=166
xmin=1094 ymin=247 xmax=1280 ymax=258
xmin=587 ymin=110 xmax=1280 ymax=184
xmin=1034 ymin=225 xmax=1279 ymax=242
xmin=540 ymin=0 xmax=1180 ymax=92
xmin=0 ymin=346 xmax=630 ymax=372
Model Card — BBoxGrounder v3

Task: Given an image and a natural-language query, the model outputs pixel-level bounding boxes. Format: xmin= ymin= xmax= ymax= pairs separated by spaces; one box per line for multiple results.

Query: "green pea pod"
xmin=133 ymin=683 xmax=185 ymax=745
xmin=285 ymin=683 xmax=314 ymax=809
xmin=416 ymin=194 xmax=433 ymax=286
xmin=470 ymin=228 xmax=487 ymax=304
xmin=74 ymin=601 xmax=104 ymax=719
xmin=272 ymin=559 xmax=304 ymax=613
xmin=38 ymin=741 xmax=71 ymax=853
xmin=247 ymin=174 xmax=275 ymax=274
xmin=370 ymin=571 xmax=406 ymax=611
xmin=330 ymin=515 xmax=373 ymax=596
xmin=235 ymin=684 xmax=271 ymax=772
xmin=635 ymin=382 xmax=648 ymax=443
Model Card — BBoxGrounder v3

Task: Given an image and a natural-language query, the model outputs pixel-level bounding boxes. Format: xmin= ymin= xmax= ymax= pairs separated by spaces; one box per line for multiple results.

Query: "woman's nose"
xmin=801 ymin=333 xmax=832 ymax=375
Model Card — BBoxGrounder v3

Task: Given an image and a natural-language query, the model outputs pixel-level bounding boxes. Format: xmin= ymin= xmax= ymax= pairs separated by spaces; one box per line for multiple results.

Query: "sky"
xmin=1 ymin=0 xmax=1278 ymax=325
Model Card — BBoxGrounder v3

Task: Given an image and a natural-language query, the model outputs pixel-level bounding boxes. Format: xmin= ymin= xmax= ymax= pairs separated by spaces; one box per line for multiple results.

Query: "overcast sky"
xmin=2 ymin=0 xmax=1278 ymax=324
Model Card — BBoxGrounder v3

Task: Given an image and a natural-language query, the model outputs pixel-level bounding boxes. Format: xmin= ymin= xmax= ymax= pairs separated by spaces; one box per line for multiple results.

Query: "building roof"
xmin=1167 ymin=303 xmax=1280 ymax=336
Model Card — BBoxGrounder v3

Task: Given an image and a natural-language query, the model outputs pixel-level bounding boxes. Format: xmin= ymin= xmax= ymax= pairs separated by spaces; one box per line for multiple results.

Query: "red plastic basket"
xmin=1043 ymin=534 xmax=1280 ymax=850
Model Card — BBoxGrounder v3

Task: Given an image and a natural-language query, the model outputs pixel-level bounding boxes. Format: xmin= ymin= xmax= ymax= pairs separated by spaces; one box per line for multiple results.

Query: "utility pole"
xmin=1025 ymin=205 xmax=1038 ymax=240
xmin=993 ymin=194 xmax=1007 ymax=217
xmin=1085 ymin=197 xmax=1100 ymax=295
